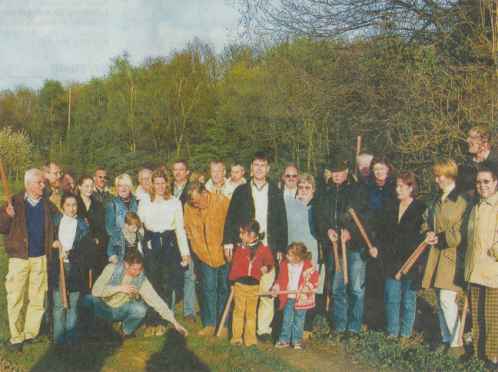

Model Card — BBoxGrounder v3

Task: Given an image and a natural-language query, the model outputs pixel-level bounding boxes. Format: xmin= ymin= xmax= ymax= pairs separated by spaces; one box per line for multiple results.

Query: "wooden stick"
xmin=89 ymin=269 xmax=93 ymax=289
xmin=59 ymin=253 xmax=68 ymax=309
xmin=0 ymin=159 xmax=11 ymax=202
xmin=348 ymin=208 xmax=374 ymax=250
xmin=341 ymin=229 xmax=349 ymax=285
xmin=258 ymin=289 xmax=316 ymax=296
xmin=216 ymin=286 xmax=234 ymax=337
xmin=394 ymin=241 xmax=428 ymax=280
xmin=459 ymin=291 xmax=469 ymax=344
xmin=354 ymin=136 xmax=362 ymax=179
xmin=331 ymin=240 xmax=341 ymax=273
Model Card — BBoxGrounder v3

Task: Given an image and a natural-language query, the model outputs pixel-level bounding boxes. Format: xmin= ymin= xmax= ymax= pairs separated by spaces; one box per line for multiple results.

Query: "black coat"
xmin=377 ymin=199 xmax=427 ymax=283
xmin=223 ymin=181 xmax=288 ymax=253
xmin=76 ymin=195 xmax=106 ymax=246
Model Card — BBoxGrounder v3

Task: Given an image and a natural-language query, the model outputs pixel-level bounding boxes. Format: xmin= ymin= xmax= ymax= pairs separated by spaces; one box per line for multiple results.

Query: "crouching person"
xmin=83 ymin=250 xmax=188 ymax=338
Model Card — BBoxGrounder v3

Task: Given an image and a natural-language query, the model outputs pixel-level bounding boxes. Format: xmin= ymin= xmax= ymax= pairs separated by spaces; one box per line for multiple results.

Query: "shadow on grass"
xmin=146 ymin=329 xmax=210 ymax=371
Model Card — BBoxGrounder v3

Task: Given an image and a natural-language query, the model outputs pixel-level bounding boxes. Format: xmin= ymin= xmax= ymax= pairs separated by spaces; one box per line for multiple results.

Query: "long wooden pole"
xmin=459 ymin=290 xmax=469 ymax=344
xmin=341 ymin=229 xmax=349 ymax=285
xmin=348 ymin=208 xmax=374 ymax=250
xmin=394 ymin=241 xmax=429 ymax=280
xmin=331 ymin=240 xmax=341 ymax=273
xmin=354 ymin=136 xmax=362 ymax=179
xmin=216 ymin=286 xmax=234 ymax=337
xmin=59 ymin=253 xmax=68 ymax=309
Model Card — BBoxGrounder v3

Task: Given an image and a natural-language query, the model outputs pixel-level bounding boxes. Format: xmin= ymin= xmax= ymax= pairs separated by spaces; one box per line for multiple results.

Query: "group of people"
xmin=0 ymin=125 xmax=497 ymax=367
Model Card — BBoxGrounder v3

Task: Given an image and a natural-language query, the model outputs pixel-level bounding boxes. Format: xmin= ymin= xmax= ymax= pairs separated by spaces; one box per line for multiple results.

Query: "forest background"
xmin=1 ymin=1 xmax=497 ymax=194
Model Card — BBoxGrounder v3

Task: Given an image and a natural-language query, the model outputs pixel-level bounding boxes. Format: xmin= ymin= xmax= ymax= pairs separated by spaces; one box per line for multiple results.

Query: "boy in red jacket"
xmin=272 ymin=242 xmax=319 ymax=349
xmin=229 ymin=220 xmax=274 ymax=346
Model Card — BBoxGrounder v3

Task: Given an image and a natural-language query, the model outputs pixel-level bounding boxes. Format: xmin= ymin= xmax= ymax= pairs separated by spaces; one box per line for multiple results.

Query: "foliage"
xmin=0 ymin=127 xmax=34 ymax=180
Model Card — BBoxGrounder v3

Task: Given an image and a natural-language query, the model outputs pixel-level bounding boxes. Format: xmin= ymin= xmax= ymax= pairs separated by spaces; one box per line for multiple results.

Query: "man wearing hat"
xmin=316 ymin=154 xmax=372 ymax=339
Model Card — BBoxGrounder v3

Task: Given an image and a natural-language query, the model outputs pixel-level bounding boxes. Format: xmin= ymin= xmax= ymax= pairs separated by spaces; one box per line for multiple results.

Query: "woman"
xmin=137 ymin=169 xmax=190 ymax=312
xmin=76 ymin=175 xmax=107 ymax=283
xmin=366 ymin=156 xmax=397 ymax=217
xmin=106 ymin=174 xmax=138 ymax=263
xmin=464 ymin=166 xmax=498 ymax=368
xmin=374 ymin=172 xmax=426 ymax=339
xmin=421 ymin=159 xmax=467 ymax=353
xmin=285 ymin=173 xmax=323 ymax=340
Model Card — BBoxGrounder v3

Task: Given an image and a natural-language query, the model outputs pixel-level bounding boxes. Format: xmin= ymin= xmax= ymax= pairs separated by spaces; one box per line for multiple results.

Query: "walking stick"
xmin=216 ymin=286 xmax=234 ymax=337
xmin=354 ymin=136 xmax=362 ymax=180
xmin=341 ymin=230 xmax=349 ymax=285
xmin=89 ymin=269 xmax=93 ymax=289
xmin=459 ymin=289 xmax=469 ymax=344
xmin=59 ymin=251 xmax=68 ymax=309
xmin=348 ymin=208 xmax=375 ymax=250
xmin=394 ymin=241 xmax=429 ymax=280
xmin=331 ymin=240 xmax=341 ymax=273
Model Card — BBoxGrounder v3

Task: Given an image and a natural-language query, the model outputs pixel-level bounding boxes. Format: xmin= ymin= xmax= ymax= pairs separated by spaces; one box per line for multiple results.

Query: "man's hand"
xmin=425 ymin=232 xmax=438 ymax=245
xmin=180 ymin=255 xmax=191 ymax=267
xmin=52 ymin=240 xmax=62 ymax=250
xmin=109 ymin=255 xmax=119 ymax=264
xmin=341 ymin=229 xmax=352 ymax=242
xmin=369 ymin=246 xmax=378 ymax=258
xmin=327 ymin=229 xmax=338 ymax=242
xmin=224 ymin=244 xmax=233 ymax=262
xmin=119 ymin=284 xmax=138 ymax=296
xmin=174 ymin=321 xmax=188 ymax=336
xmin=5 ymin=203 xmax=14 ymax=218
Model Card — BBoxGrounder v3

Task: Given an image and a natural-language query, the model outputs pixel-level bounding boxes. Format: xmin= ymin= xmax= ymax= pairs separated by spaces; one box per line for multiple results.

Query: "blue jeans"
xmin=279 ymin=299 xmax=306 ymax=344
xmin=53 ymin=289 xmax=80 ymax=345
xmin=331 ymin=249 xmax=366 ymax=334
xmin=384 ymin=278 xmax=417 ymax=337
xmin=183 ymin=258 xmax=198 ymax=317
xmin=82 ymin=295 xmax=147 ymax=335
xmin=199 ymin=262 xmax=228 ymax=327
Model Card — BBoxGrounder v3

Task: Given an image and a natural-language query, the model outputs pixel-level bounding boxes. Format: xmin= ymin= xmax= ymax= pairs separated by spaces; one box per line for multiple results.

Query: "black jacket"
xmin=223 ymin=181 xmax=288 ymax=253
xmin=377 ymin=199 xmax=427 ymax=283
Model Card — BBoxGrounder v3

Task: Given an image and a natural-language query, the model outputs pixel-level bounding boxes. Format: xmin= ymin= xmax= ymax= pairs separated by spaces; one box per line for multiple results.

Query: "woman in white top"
xmin=138 ymin=169 xmax=191 ymax=314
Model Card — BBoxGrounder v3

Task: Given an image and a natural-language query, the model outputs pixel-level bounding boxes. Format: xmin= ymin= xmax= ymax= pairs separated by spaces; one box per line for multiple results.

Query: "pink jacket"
xmin=276 ymin=259 xmax=319 ymax=310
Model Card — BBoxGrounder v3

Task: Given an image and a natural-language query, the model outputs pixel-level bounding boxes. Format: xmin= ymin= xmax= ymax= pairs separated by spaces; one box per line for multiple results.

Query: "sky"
xmin=0 ymin=0 xmax=240 ymax=90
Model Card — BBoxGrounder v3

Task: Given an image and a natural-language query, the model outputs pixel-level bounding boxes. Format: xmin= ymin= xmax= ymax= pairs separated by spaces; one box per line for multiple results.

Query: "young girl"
xmin=273 ymin=242 xmax=319 ymax=349
xmin=51 ymin=193 xmax=93 ymax=348
xmin=228 ymin=220 xmax=274 ymax=346
xmin=108 ymin=211 xmax=145 ymax=263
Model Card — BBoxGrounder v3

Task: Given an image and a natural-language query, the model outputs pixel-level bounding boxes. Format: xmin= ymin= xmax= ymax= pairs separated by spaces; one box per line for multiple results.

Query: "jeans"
xmin=199 ymin=262 xmax=228 ymax=327
xmin=331 ymin=249 xmax=366 ymax=333
xmin=436 ymin=289 xmax=462 ymax=347
xmin=183 ymin=259 xmax=198 ymax=317
xmin=384 ymin=278 xmax=417 ymax=337
xmin=53 ymin=289 xmax=80 ymax=345
xmin=82 ymin=295 xmax=147 ymax=335
xmin=279 ymin=299 xmax=306 ymax=344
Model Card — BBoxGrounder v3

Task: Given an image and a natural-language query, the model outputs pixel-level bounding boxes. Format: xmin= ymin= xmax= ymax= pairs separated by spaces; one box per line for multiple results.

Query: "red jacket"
xmin=229 ymin=242 xmax=274 ymax=282
xmin=276 ymin=259 xmax=319 ymax=310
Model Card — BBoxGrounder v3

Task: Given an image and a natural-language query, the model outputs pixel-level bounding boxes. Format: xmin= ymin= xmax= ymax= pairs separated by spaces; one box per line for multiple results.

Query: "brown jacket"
xmin=421 ymin=189 xmax=468 ymax=292
xmin=0 ymin=192 xmax=57 ymax=259
xmin=184 ymin=192 xmax=229 ymax=268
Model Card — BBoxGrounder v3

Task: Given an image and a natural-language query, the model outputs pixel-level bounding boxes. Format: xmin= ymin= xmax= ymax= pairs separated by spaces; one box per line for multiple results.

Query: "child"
xmin=108 ymin=211 xmax=145 ymax=263
xmin=273 ymin=242 xmax=319 ymax=349
xmin=51 ymin=193 xmax=93 ymax=348
xmin=228 ymin=220 xmax=274 ymax=346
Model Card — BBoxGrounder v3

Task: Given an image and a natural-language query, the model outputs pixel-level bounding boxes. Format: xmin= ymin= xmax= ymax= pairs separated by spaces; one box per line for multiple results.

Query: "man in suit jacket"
xmin=223 ymin=151 xmax=288 ymax=341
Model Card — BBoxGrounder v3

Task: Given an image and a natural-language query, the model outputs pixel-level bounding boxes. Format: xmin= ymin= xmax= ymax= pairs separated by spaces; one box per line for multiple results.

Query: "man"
xmin=171 ymin=160 xmax=198 ymax=322
xmin=464 ymin=166 xmax=498 ymax=368
xmin=223 ymin=151 xmax=288 ymax=341
xmin=135 ymin=168 xmax=152 ymax=203
xmin=61 ymin=171 xmax=76 ymax=194
xmin=460 ymin=126 xmax=498 ymax=197
xmin=316 ymin=156 xmax=372 ymax=339
xmin=280 ymin=164 xmax=299 ymax=199
xmin=43 ymin=162 xmax=63 ymax=210
xmin=93 ymin=167 xmax=112 ymax=205
xmin=0 ymin=168 xmax=57 ymax=352
xmin=356 ymin=153 xmax=374 ymax=183
xmin=84 ymin=250 xmax=188 ymax=338
xmin=184 ymin=182 xmax=230 ymax=336
xmin=205 ymin=160 xmax=232 ymax=198
xmin=225 ymin=163 xmax=246 ymax=197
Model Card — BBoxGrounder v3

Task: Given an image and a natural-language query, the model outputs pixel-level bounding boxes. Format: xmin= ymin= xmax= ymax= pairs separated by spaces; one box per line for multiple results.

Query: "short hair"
xmin=252 ymin=151 xmax=270 ymax=164
xmin=78 ymin=175 xmax=93 ymax=186
xmin=124 ymin=211 xmax=142 ymax=227
xmin=297 ymin=173 xmax=316 ymax=191
xmin=357 ymin=153 xmax=374 ymax=164
xmin=470 ymin=125 xmax=491 ymax=143
xmin=287 ymin=242 xmax=312 ymax=261
xmin=124 ymin=250 xmax=144 ymax=266
xmin=477 ymin=166 xmax=498 ymax=181
xmin=231 ymin=163 xmax=245 ymax=171
xmin=433 ymin=159 xmax=458 ymax=179
xmin=95 ymin=167 xmax=106 ymax=174
xmin=397 ymin=171 xmax=417 ymax=196
xmin=115 ymin=173 xmax=133 ymax=189
xmin=186 ymin=181 xmax=207 ymax=203
xmin=172 ymin=159 xmax=189 ymax=170
xmin=60 ymin=192 xmax=78 ymax=209
xmin=371 ymin=155 xmax=394 ymax=175
xmin=138 ymin=168 xmax=152 ymax=181
xmin=210 ymin=160 xmax=225 ymax=169
xmin=150 ymin=169 xmax=171 ymax=201
xmin=24 ymin=168 xmax=43 ymax=188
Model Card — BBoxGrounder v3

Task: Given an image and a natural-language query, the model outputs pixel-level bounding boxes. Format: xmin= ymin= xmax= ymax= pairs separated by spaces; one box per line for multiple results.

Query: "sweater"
xmin=229 ymin=241 xmax=274 ymax=283
xmin=26 ymin=201 xmax=45 ymax=257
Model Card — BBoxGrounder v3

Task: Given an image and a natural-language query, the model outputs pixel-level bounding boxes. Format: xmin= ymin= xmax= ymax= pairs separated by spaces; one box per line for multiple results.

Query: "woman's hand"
xmin=369 ymin=246 xmax=378 ymax=258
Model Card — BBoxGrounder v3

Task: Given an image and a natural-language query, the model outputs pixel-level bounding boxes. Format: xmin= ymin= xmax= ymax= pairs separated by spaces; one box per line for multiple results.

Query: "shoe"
xmin=293 ymin=343 xmax=303 ymax=350
xmin=217 ymin=327 xmax=229 ymax=338
xmin=230 ymin=338 xmax=243 ymax=346
xmin=485 ymin=359 xmax=498 ymax=371
xmin=5 ymin=342 xmax=23 ymax=353
xmin=302 ymin=331 xmax=312 ymax=341
xmin=386 ymin=334 xmax=398 ymax=341
xmin=23 ymin=337 xmax=43 ymax=345
xmin=184 ymin=315 xmax=197 ymax=324
xmin=275 ymin=341 xmax=290 ymax=349
xmin=197 ymin=326 xmax=215 ymax=337
xmin=327 ymin=331 xmax=344 ymax=345
xmin=258 ymin=333 xmax=272 ymax=343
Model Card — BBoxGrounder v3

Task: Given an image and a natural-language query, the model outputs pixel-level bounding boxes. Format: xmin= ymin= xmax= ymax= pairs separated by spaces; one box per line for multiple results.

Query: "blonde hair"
xmin=297 ymin=173 xmax=316 ymax=191
xmin=287 ymin=242 xmax=312 ymax=261
xmin=115 ymin=173 xmax=133 ymax=189
xmin=432 ymin=159 xmax=458 ymax=180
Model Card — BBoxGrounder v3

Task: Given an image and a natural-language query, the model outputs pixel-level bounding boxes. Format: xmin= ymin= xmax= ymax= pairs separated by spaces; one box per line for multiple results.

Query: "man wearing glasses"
xmin=281 ymin=164 xmax=299 ymax=199
xmin=42 ymin=162 xmax=63 ymax=211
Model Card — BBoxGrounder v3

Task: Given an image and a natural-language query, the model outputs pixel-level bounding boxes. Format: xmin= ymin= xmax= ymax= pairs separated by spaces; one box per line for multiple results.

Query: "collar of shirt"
xmin=441 ymin=183 xmax=456 ymax=202
xmin=480 ymin=192 xmax=498 ymax=207
xmin=25 ymin=193 xmax=41 ymax=207
xmin=251 ymin=180 xmax=268 ymax=192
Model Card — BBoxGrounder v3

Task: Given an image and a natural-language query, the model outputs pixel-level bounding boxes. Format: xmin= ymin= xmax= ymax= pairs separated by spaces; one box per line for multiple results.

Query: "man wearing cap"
xmin=316 ymin=155 xmax=372 ymax=339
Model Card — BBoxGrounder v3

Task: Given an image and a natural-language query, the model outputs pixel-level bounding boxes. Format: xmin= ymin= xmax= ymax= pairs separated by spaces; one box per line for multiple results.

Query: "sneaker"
xmin=275 ymin=341 xmax=289 ymax=349
xmin=293 ymin=343 xmax=303 ymax=350
xmin=197 ymin=326 xmax=215 ymax=337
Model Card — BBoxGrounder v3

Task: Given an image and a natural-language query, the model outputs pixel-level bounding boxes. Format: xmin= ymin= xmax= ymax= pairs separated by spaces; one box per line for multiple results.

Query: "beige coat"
xmin=464 ymin=192 xmax=498 ymax=288
xmin=421 ymin=189 xmax=468 ymax=292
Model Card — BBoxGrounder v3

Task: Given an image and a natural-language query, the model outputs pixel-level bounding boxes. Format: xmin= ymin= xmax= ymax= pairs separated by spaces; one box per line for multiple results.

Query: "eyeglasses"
xmin=285 ymin=174 xmax=298 ymax=178
xmin=298 ymin=185 xmax=313 ymax=190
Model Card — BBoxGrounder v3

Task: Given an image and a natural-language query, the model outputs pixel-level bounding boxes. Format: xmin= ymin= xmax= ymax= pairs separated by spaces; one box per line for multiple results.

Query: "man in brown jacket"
xmin=0 ymin=168 xmax=57 ymax=352
xmin=184 ymin=181 xmax=230 ymax=336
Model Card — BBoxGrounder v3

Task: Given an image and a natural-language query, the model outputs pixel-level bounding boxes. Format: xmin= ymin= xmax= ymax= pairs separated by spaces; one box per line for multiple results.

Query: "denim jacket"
xmin=105 ymin=196 xmax=138 ymax=259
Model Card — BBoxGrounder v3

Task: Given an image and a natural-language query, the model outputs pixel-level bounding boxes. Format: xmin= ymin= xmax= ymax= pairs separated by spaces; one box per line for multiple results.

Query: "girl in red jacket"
xmin=272 ymin=242 xmax=319 ymax=349
xmin=228 ymin=220 xmax=274 ymax=346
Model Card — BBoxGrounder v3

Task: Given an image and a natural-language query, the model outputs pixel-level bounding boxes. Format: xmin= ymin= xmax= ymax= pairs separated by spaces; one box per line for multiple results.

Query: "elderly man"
xmin=356 ymin=153 xmax=374 ymax=183
xmin=225 ymin=163 xmax=246 ymax=196
xmin=184 ymin=182 xmax=230 ymax=336
xmin=84 ymin=250 xmax=188 ymax=338
xmin=135 ymin=168 xmax=152 ymax=203
xmin=0 ymin=168 xmax=57 ymax=351
xmin=43 ymin=162 xmax=63 ymax=210
xmin=93 ymin=167 xmax=112 ymax=205
xmin=280 ymin=164 xmax=299 ymax=199
xmin=223 ymin=151 xmax=288 ymax=341
xmin=206 ymin=160 xmax=238 ymax=199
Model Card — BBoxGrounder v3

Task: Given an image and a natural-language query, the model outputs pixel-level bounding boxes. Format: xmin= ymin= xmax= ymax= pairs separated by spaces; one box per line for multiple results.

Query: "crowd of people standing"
xmin=0 ymin=125 xmax=497 ymax=368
